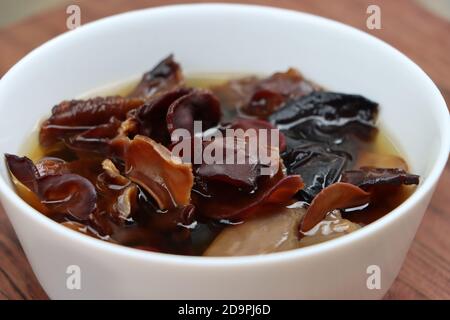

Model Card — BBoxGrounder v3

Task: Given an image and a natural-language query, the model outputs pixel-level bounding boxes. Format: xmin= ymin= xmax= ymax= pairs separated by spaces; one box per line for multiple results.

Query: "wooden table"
xmin=0 ymin=0 xmax=448 ymax=300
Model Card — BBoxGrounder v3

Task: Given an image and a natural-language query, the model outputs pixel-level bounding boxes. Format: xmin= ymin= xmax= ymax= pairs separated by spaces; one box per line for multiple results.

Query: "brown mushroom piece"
xmin=167 ymin=89 xmax=221 ymax=136
xmin=212 ymin=68 xmax=316 ymax=121
xmin=341 ymin=167 xmax=419 ymax=189
xmin=128 ymin=87 xmax=192 ymax=145
xmin=195 ymin=136 xmax=280 ymax=190
xmin=298 ymin=210 xmax=361 ymax=247
xmin=40 ymin=96 xmax=144 ymax=147
xmin=128 ymin=54 xmax=184 ymax=98
xmin=35 ymin=157 xmax=69 ymax=176
xmin=65 ymin=117 xmax=122 ymax=154
xmin=242 ymin=68 xmax=316 ymax=117
xmin=5 ymin=154 xmax=97 ymax=220
xmin=100 ymin=159 xmax=130 ymax=187
xmin=37 ymin=174 xmax=97 ymax=221
xmin=124 ymin=135 xmax=194 ymax=209
xmin=204 ymin=206 xmax=305 ymax=256
xmin=227 ymin=117 xmax=286 ymax=152
xmin=300 ymin=182 xmax=371 ymax=232
xmin=5 ymin=154 xmax=40 ymax=192
xmin=114 ymin=184 xmax=138 ymax=220
xmin=193 ymin=169 xmax=304 ymax=221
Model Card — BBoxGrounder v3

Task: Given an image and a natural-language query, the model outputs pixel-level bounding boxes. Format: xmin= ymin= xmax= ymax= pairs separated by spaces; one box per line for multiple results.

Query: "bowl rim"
xmin=0 ymin=3 xmax=449 ymax=266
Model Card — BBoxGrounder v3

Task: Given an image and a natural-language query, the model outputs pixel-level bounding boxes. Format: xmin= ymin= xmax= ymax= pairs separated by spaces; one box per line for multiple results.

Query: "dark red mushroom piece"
xmin=128 ymin=54 xmax=184 ymax=98
xmin=340 ymin=167 xmax=419 ymax=190
xmin=167 ymin=90 xmax=221 ymax=136
xmin=131 ymin=87 xmax=192 ymax=145
xmin=5 ymin=154 xmax=97 ymax=220
xmin=244 ymin=89 xmax=285 ymax=118
xmin=40 ymin=96 xmax=144 ymax=147
xmin=193 ymin=171 xmax=303 ymax=221
xmin=5 ymin=154 xmax=40 ymax=192
xmin=35 ymin=157 xmax=69 ymax=176
xmin=300 ymin=182 xmax=371 ymax=232
xmin=195 ymin=136 xmax=280 ymax=190
xmin=37 ymin=174 xmax=97 ymax=221
xmin=65 ymin=117 xmax=122 ymax=154
xmin=228 ymin=117 xmax=286 ymax=152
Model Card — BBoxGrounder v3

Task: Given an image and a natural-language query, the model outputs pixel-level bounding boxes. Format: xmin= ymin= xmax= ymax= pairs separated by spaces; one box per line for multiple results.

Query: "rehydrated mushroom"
xmin=341 ymin=167 xmax=419 ymax=189
xmin=298 ymin=210 xmax=361 ymax=247
xmin=35 ymin=157 xmax=69 ymax=176
xmin=212 ymin=68 xmax=316 ymax=120
xmin=195 ymin=136 xmax=280 ymax=190
xmin=243 ymin=68 xmax=316 ymax=117
xmin=5 ymin=154 xmax=97 ymax=220
xmin=37 ymin=174 xmax=97 ymax=221
xmin=300 ymin=182 xmax=370 ymax=232
xmin=101 ymin=159 xmax=129 ymax=187
xmin=128 ymin=54 xmax=184 ymax=98
xmin=270 ymin=91 xmax=379 ymax=141
xmin=40 ymin=96 xmax=144 ymax=147
xmin=5 ymin=154 xmax=40 ymax=192
xmin=227 ymin=117 xmax=286 ymax=152
xmin=124 ymin=135 xmax=194 ymax=209
xmin=129 ymin=87 xmax=193 ymax=145
xmin=204 ymin=206 xmax=305 ymax=256
xmin=114 ymin=184 xmax=138 ymax=220
xmin=65 ymin=117 xmax=122 ymax=154
xmin=167 ymin=89 xmax=221 ymax=136
xmin=282 ymin=140 xmax=349 ymax=201
xmin=193 ymin=168 xmax=304 ymax=221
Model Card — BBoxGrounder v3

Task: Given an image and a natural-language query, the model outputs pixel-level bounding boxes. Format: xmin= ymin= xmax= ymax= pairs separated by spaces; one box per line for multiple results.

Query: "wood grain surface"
xmin=0 ymin=0 xmax=448 ymax=300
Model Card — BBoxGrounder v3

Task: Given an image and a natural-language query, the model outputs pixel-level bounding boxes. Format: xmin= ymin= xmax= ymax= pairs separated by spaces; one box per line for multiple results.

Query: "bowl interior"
xmin=0 ymin=4 xmax=448 ymax=249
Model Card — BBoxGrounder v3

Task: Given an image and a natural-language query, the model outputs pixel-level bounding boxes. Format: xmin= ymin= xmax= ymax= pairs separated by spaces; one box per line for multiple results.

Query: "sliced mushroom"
xmin=298 ymin=210 xmax=361 ymax=247
xmin=242 ymin=68 xmax=315 ymax=117
xmin=6 ymin=154 xmax=97 ymax=219
xmin=40 ymin=96 xmax=144 ymax=147
xmin=204 ymin=206 xmax=305 ymax=256
xmin=193 ymin=169 xmax=304 ymax=221
xmin=125 ymin=135 xmax=194 ymax=209
xmin=167 ymin=89 xmax=221 ymax=136
xmin=195 ymin=136 xmax=280 ymax=190
xmin=101 ymin=159 xmax=129 ymax=187
xmin=130 ymin=87 xmax=192 ymax=145
xmin=128 ymin=54 xmax=184 ymax=98
xmin=65 ymin=117 xmax=122 ymax=154
xmin=341 ymin=167 xmax=419 ymax=189
xmin=114 ymin=184 xmax=138 ymax=220
xmin=228 ymin=117 xmax=286 ymax=152
xmin=300 ymin=182 xmax=370 ymax=232
xmin=35 ymin=157 xmax=69 ymax=176
xmin=37 ymin=174 xmax=97 ymax=220
xmin=212 ymin=68 xmax=316 ymax=120
xmin=5 ymin=154 xmax=40 ymax=192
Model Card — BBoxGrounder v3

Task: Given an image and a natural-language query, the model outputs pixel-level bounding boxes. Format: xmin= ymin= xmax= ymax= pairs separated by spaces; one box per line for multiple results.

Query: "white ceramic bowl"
xmin=0 ymin=4 xmax=448 ymax=300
